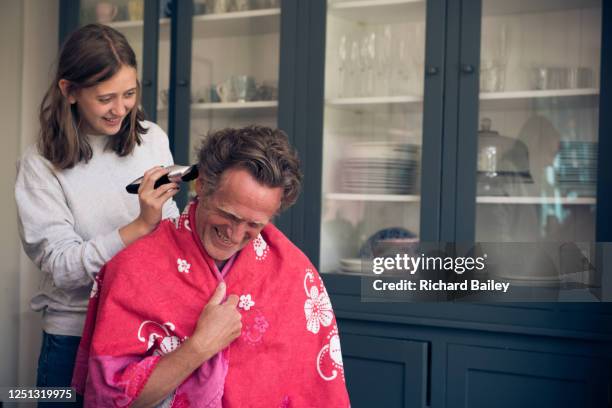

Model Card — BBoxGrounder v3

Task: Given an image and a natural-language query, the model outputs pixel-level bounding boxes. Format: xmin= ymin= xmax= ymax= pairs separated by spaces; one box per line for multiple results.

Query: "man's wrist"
xmin=184 ymin=335 xmax=215 ymax=364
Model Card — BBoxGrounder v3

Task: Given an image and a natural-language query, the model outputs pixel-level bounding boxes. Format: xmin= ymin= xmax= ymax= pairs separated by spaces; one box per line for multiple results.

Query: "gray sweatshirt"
xmin=15 ymin=121 xmax=180 ymax=336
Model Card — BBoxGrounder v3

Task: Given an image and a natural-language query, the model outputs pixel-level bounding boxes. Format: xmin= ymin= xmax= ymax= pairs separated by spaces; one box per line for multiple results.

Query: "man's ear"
xmin=194 ymin=178 xmax=203 ymax=196
xmin=58 ymin=79 xmax=76 ymax=104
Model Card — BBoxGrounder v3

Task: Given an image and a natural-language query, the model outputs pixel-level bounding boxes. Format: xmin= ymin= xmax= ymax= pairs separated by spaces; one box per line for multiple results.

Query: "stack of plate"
xmin=554 ymin=141 xmax=597 ymax=196
xmin=341 ymin=142 xmax=420 ymax=195
xmin=338 ymin=258 xmax=363 ymax=274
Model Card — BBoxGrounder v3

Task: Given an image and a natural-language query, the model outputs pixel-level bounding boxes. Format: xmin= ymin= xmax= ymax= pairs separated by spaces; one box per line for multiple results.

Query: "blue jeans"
xmin=36 ymin=331 xmax=83 ymax=407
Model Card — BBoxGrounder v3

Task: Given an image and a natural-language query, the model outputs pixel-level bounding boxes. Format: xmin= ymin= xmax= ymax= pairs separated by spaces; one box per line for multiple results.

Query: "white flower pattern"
xmin=137 ymin=321 xmax=185 ymax=356
xmin=253 ymin=235 xmax=269 ymax=261
xmin=239 ymin=294 xmax=255 ymax=311
xmin=317 ymin=325 xmax=344 ymax=381
xmin=304 ymin=285 xmax=333 ymax=334
xmin=177 ymin=258 xmax=191 ymax=273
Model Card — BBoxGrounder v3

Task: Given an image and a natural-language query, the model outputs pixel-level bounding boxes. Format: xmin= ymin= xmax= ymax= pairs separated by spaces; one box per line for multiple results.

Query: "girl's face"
xmin=68 ymin=65 xmax=138 ymax=136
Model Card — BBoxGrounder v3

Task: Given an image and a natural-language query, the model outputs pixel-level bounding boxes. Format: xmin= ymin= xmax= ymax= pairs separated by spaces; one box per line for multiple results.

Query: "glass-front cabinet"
xmin=475 ymin=0 xmax=601 ymax=243
xmin=321 ymin=0 xmax=427 ymax=275
xmin=317 ymin=0 xmax=608 ymax=289
xmin=471 ymin=0 xmax=602 ymax=291
xmin=185 ymin=0 xmax=281 ymax=166
xmin=64 ymin=0 xmax=610 ymax=296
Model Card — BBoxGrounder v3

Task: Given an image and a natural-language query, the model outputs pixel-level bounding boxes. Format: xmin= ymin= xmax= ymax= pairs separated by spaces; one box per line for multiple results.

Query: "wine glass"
xmin=393 ymin=33 xmax=411 ymax=96
xmin=338 ymin=35 xmax=348 ymax=97
xmin=376 ymin=24 xmax=392 ymax=96
xmin=411 ymin=22 xmax=425 ymax=96
xmin=361 ymin=31 xmax=376 ymax=97
xmin=349 ymin=38 xmax=361 ymax=97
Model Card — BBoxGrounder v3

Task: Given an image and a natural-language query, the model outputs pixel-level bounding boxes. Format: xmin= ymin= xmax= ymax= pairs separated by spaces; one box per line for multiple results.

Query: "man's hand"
xmin=189 ymin=282 xmax=242 ymax=361
xmin=132 ymin=282 xmax=242 ymax=408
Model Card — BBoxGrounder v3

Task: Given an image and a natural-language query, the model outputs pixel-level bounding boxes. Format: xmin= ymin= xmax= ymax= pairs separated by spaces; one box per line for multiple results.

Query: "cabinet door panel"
xmin=320 ymin=0 xmax=432 ymax=276
xmin=341 ymin=334 xmax=429 ymax=408
xmin=447 ymin=344 xmax=609 ymax=408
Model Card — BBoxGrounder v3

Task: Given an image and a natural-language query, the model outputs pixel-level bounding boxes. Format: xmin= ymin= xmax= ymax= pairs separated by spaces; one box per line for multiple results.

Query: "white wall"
xmin=0 ymin=0 xmax=25 ymax=391
xmin=18 ymin=0 xmax=60 ymax=389
xmin=0 ymin=0 xmax=58 ymax=396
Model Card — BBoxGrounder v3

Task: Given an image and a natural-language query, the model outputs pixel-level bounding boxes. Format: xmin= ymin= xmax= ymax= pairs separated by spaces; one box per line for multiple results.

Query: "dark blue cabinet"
xmin=342 ymin=334 xmax=429 ymax=408
xmin=337 ymin=315 xmax=612 ymax=408
xmin=447 ymin=344 xmax=609 ymax=408
xmin=58 ymin=1 xmax=612 ymax=407
xmin=302 ymin=0 xmax=612 ymax=404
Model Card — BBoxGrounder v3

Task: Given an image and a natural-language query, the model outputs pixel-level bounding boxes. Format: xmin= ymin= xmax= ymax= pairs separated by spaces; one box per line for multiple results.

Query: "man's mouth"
xmin=214 ymin=227 xmax=234 ymax=247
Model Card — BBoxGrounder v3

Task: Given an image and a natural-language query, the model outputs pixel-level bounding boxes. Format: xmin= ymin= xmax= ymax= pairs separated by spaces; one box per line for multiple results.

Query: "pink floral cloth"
xmin=72 ymin=199 xmax=350 ymax=407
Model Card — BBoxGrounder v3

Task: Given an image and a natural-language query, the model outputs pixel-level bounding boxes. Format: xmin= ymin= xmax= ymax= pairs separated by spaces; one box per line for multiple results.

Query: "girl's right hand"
xmin=135 ymin=166 xmax=180 ymax=234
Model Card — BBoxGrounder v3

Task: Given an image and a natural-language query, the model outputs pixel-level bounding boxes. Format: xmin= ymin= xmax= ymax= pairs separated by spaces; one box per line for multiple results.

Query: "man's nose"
xmin=229 ymin=223 xmax=249 ymax=244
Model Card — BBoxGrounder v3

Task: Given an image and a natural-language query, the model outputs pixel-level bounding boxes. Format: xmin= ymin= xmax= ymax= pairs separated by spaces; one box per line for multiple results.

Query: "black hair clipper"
xmin=126 ymin=164 xmax=199 ymax=194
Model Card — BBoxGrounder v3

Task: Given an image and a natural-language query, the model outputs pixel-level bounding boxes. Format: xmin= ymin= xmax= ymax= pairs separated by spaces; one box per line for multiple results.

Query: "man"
xmin=72 ymin=126 xmax=350 ymax=407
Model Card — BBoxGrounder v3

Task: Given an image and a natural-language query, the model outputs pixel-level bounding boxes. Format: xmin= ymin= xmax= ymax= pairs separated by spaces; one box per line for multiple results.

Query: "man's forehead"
xmin=214 ymin=203 xmax=268 ymax=225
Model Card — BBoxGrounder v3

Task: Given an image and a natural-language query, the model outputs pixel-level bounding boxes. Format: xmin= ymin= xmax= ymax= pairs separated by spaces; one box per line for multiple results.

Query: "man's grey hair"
xmin=196 ymin=126 xmax=303 ymax=212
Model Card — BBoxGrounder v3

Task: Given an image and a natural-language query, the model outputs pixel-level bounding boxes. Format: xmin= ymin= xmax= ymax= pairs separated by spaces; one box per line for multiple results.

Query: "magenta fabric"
xmin=72 ymin=199 xmax=350 ymax=407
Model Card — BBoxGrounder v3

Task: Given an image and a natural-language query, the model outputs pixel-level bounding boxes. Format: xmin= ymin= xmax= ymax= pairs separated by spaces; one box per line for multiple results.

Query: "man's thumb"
xmin=208 ymin=281 xmax=226 ymax=305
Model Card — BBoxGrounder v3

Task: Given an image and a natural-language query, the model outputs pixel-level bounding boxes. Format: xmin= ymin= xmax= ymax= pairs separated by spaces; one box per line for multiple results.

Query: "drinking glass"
xmin=348 ymin=38 xmax=361 ymax=97
xmin=338 ymin=35 xmax=348 ymax=97
xmin=360 ymin=31 xmax=376 ymax=96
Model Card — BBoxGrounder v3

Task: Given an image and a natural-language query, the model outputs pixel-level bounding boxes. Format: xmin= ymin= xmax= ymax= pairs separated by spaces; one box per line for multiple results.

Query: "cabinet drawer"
xmin=447 ymin=344 xmax=609 ymax=408
xmin=341 ymin=334 xmax=429 ymax=408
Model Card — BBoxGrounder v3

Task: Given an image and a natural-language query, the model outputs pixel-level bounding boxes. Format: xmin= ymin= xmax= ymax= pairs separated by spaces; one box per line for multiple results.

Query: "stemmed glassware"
xmin=376 ymin=25 xmax=392 ymax=96
xmin=361 ymin=31 xmax=376 ymax=96
xmin=337 ymin=35 xmax=348 ymax=97
xmin=480 ymin=22 xmax=509 ymax=92
xmin=336 ymin=22 xmax=426 ymax=98
xmin=348 ymin=37 xmax=361 ymax=97
xmin=411 ymin=22 xmax=425 ymax=96
xmin=393 ymin=27 xmax=411 ymax=96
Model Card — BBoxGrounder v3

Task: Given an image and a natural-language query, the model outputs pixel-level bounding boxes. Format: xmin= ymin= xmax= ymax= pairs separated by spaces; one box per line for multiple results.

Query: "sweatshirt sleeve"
xmin=15 ymin=153 xmax=125 ymax=290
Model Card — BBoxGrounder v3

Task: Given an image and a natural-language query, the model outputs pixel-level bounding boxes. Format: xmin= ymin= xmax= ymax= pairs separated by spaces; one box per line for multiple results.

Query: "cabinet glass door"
xmin=475 ymin=1 xmax=601 ymax=240
xmin=474 ymin=0 xmax=601 ymax=287
xmin=185 ymin=0 xmax=281 ymax=167
xmin=321 ymin=0 xmax=427 ymax=274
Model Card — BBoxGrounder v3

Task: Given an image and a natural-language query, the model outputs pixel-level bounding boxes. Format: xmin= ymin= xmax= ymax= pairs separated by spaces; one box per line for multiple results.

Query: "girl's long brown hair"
xmin=39 ymin=24 xmax=147 ymax=169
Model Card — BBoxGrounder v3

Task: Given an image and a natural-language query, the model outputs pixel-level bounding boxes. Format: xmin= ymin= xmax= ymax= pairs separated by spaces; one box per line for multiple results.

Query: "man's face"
xmin=195 ymin=167 xmax=282 ymax=263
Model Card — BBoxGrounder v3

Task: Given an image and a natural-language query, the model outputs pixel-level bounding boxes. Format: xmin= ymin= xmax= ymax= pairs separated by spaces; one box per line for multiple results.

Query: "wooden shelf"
xmin=480 ymin=88 xmax=599 ymax=100
xmin=325 ymin=193 xmax=420 ymax=202
xmin=327 ymin=95 xmax=421 ymax=104
xmin=330 ymin=0 xmax=422 ymax=8
xmin=328 ymin=0 xmax=425 ymax=24
xmin=326 ymin=95 xmax=422 ymax=112
xmin=106 ymin=19 xmax=164 ymax=29
xmin=107 ymin=8 xmax=280 ymax=37
xmin=476 ymin=196 xmax=596 ymax=205
xmin=193 ymin=8 xmax=280 ymax=37
xmin=159 ymin=101 xmax=277 ymax=113
xmin=483 ymin=0 xmax=600 ymax=17
xmin=192 ymin=101 xmax=277 ymax=110
xmin=479 ymin=88 xmax=599 ymax=110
